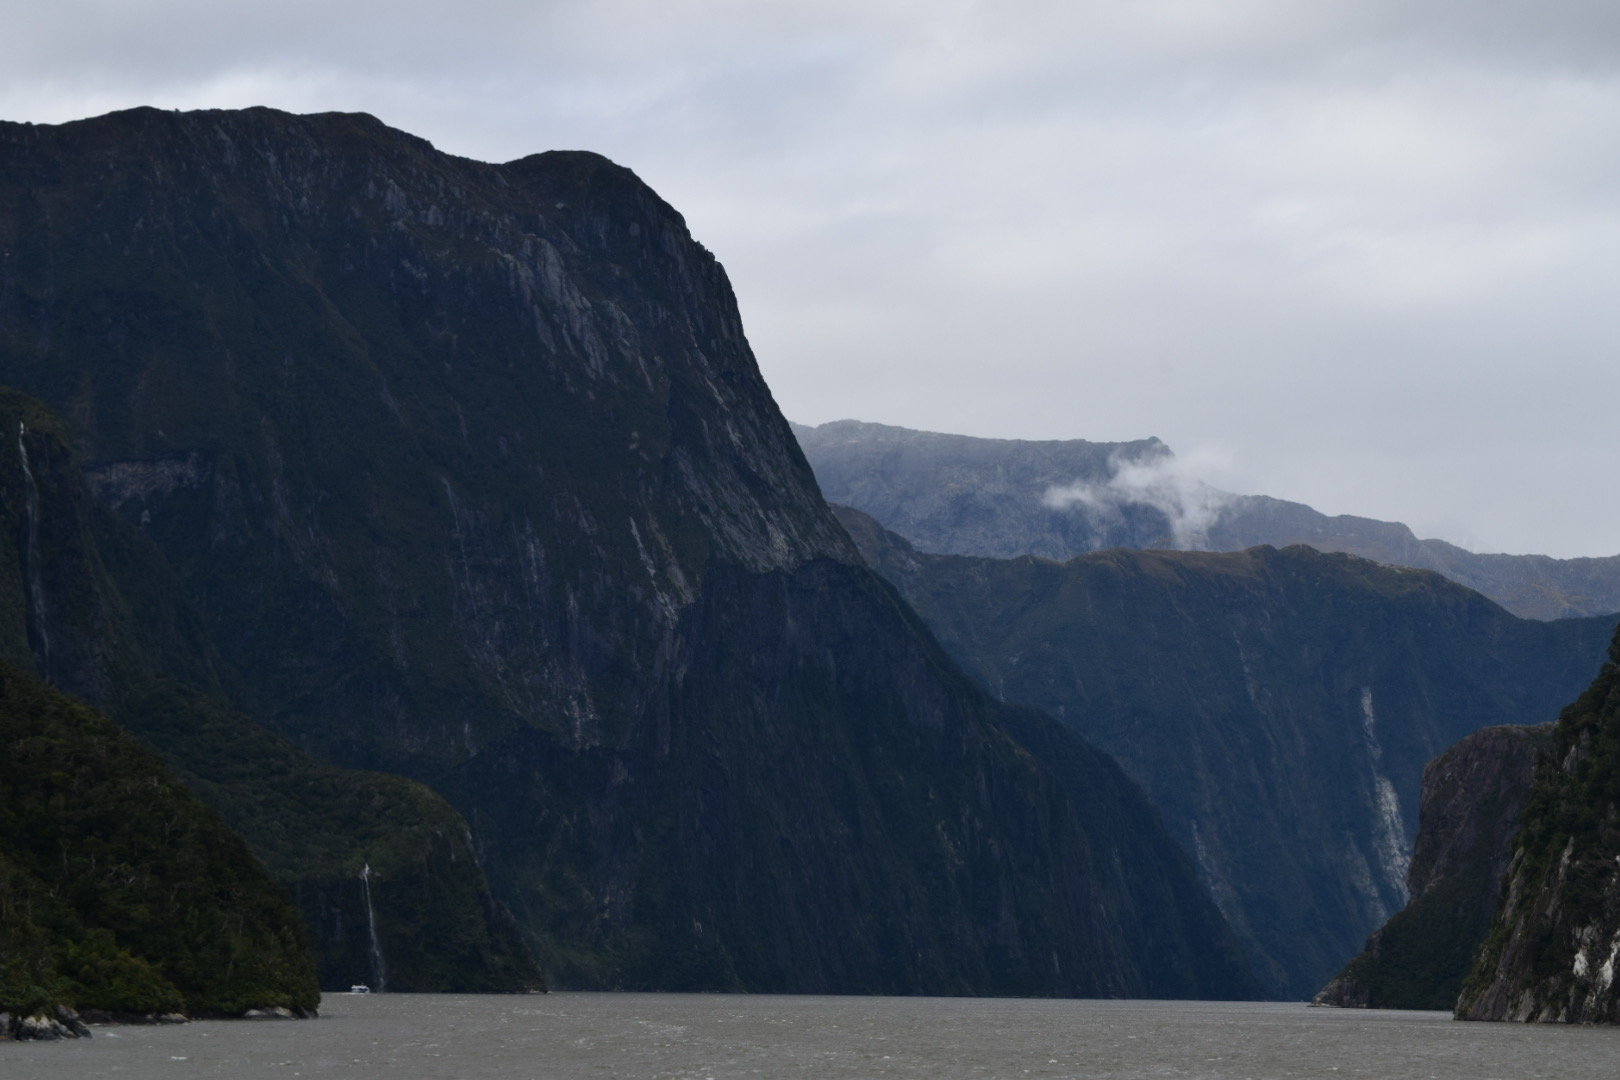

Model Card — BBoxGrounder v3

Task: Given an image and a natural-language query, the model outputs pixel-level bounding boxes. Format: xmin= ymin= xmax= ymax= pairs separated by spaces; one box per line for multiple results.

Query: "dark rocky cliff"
xmin=1458 ymin=627 xmax=1620 ymax=1022
xmin=798 ymin=420 xmax=1620 ymax=621
xmin=0 ymin=107 xmax=1257 ymax=996
xmin=1313 ymin=723 xmax=1552 ymax=1009
xmin=836 ymin=505 xmax=1612 ymax=998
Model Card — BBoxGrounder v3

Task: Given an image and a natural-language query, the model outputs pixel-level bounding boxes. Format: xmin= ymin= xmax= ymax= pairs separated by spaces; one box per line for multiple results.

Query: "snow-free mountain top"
xmin=794 ymin=420 xmax=1620 ymax=621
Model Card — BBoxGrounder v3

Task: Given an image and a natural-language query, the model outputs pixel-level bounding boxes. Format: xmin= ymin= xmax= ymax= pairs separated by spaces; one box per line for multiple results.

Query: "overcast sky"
xmin=4 ymin=1 xmax=1619 ymax=557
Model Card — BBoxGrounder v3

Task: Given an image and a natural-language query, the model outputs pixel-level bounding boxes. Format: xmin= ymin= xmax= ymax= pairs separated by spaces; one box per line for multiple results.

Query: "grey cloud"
xmin=3 ymin=1 xmax=1619 ymax=556
xmin=1044 ymin=451 xmax=1237 ymax=550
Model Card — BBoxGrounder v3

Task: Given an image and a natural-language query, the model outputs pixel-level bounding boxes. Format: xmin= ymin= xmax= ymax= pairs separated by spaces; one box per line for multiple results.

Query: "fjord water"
xmin=5 ymin=995 xmax=1618 ymax=1079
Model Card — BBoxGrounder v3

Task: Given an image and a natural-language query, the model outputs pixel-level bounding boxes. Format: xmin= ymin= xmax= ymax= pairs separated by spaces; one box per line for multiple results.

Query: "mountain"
xmin=794 ymin=420 xmax=1177 ymax=557
xmin=0 ymin=388 xmax=541 ymax=993
xmin=1458 ymin=626 xmax=1620 ymax=1022
xmin=796 ymin=420 xmax=1620 ymax=621
xmin=835 ymin=505 xmax=1615 ymax=997
xmin=1313 ymin=723 xmax=1552 ymax=1010
xmin=0 ymin=663 xmax=318 ymax=1030
xmin=0 ymin=106 xmax=1258 ymax=997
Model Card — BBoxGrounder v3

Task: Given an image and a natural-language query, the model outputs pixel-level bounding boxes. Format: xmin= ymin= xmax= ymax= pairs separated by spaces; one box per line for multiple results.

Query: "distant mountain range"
xmin=795 ymin=420 xmax=1620 ymax=621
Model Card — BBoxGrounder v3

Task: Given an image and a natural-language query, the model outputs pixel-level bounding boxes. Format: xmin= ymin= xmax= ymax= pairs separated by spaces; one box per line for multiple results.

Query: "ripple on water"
xmin=2 ymin=995 xmax=1619 ymax=1079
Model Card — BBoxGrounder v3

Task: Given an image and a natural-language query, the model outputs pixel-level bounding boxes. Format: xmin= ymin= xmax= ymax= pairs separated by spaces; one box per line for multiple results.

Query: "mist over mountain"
xmin=836 ymin=504 xmax=1614 ymax=998
xmin=0 ymin=107 xmax=1258 ymax=999
xmin=797 ymin=420 xmax=1620 ymax=621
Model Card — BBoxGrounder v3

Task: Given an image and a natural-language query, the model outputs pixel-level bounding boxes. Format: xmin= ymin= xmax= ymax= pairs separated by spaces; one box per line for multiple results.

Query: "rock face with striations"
xmin=835 ymin=504 xmax=1613 ymax=998
xmin=1457 ymin=627 xmax=1620 ymax=1022
xmin=0 ymin=107 xmax=1257 ymax=997
xmin=797 ymin=420 xmax=1620 ymax=621
xmin=1313 ymin=723 xmax=1553 ymax=1010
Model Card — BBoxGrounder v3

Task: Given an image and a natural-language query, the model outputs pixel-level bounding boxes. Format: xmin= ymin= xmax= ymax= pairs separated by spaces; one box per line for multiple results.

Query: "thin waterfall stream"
xmin=16 ymin=421 xmax=49 ymax=672
xmin=360 ymin=862 xmax=387 ymax=992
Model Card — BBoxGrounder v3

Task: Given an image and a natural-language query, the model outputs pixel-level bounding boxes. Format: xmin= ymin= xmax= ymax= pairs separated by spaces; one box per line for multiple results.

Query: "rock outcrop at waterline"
xmin=1457 ymin=626 xmax=1620 ymax=1022
xmin=0 ymin=106 xmax=1258 ymax=997
xmin=1313 ymin=723 xmax=1552 ymax=1009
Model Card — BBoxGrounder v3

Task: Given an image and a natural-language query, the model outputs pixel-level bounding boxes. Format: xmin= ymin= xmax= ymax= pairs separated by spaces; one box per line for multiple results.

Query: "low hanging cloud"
xmin=1042 ymin=449 xmax=1237 ymax=550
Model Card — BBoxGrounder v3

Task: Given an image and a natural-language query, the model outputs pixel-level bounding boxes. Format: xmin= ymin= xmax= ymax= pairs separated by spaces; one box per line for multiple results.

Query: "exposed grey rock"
xmin=4 ymin=1012 xmax=81 ymax=1040
xmin=78 ymin=1009 xmax=190 ymax=1026
xmin=242 ymin=1006 xmax=296 ymax=1020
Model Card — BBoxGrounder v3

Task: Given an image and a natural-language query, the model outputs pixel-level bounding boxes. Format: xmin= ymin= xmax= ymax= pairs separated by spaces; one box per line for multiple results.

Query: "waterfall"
xmin=360 ymin=862 xmax=387 ymax=992
xmin=16 ymin=422 xmax=49 ymax=672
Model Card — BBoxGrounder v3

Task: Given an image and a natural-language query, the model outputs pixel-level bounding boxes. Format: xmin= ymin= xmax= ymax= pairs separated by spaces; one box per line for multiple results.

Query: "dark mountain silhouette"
xmin=0 ymin=107 xmax=1257 ymax=998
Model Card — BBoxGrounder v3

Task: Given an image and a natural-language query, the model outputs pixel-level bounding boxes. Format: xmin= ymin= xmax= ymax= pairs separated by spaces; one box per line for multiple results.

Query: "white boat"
xmin=349 ymin=985 xmax=371 ymax=994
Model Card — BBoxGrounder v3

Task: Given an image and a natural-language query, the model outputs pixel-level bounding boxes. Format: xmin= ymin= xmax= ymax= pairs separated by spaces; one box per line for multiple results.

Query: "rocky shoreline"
xmin=1 ymin=1004 xmax=317 ymax=1041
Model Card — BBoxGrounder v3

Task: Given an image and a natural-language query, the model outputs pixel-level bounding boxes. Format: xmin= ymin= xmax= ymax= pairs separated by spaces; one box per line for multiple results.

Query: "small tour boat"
xmin=350 ymin=985 xmax=371 ymax=994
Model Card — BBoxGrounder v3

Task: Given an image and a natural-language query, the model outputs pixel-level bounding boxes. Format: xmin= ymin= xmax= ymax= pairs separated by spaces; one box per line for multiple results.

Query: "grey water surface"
xmin=4 ymin=994 xmax=1617 ymax=1079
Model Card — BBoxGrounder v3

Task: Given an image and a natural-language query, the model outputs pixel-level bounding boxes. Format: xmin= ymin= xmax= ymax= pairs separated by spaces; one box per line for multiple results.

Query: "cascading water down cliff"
xmin=15 ymin=421 xmax=50 ymax=673
xmin=360 ymin=862 xmax=387 ymax=992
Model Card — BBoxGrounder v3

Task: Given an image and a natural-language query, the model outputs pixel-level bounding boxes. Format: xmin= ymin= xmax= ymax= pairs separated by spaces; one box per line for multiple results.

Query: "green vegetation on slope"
xmin=1459 ymin=627 xmax=1620 ymax=1022
xmin=0 ymin=664 xmax=318 ymax=1017
xmin=118 ymin=682 xmax=541 ymax=992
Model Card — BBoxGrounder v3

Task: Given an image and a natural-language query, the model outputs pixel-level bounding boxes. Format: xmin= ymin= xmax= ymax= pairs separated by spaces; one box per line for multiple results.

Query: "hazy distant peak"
xmin=797 ymin=420 xmax=1620 ymax=621
xmin=792 ymin=418 xmax=1168 ymax=458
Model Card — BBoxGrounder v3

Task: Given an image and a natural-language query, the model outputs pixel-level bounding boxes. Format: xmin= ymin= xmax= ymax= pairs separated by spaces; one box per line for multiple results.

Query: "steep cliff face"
xmin=798 ymin=420 xmax=1620 ymax=621
xmin=1458 ymin=629 xmax=1620 ymax=1022
xmin=1314 ymin=723 xmax=1552 ymax=1010
xmin=836 ymin=505 xmax=1613 ymax=998
xmin=0 ymin=388 xmax=540 ymax=993
xmin=0 ymin=107 xmax=1257 ymax=996
xmin=2 ymin=107 xmax=850 ymax=771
